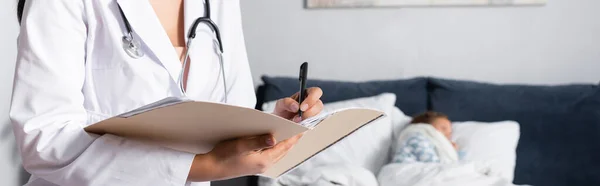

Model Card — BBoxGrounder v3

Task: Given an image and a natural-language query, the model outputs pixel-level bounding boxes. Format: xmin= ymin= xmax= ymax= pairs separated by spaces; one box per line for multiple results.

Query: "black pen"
xmin=298 ymin=62 xmax=308 ymax=118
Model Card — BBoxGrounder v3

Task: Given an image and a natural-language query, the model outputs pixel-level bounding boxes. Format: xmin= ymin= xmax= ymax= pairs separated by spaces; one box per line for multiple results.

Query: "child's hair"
xmin=410 ymin=111 xmax=448 ymax=124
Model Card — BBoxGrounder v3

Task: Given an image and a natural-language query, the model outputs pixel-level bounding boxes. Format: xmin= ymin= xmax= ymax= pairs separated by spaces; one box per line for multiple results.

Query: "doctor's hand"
xmin=187 ymin=133 xmax=303 ymax=181
xmin=272 ymin=87 xmax=324 ymax=122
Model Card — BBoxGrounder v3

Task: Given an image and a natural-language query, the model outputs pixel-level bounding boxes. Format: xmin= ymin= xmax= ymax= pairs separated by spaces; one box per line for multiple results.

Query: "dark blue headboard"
xmin=255 ymin=76 xmax=429 ymax=117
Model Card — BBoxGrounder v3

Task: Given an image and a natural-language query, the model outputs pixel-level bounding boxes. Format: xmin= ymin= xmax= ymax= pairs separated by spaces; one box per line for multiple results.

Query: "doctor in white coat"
xmin=11 ymin=0 xmax=324 ymax=185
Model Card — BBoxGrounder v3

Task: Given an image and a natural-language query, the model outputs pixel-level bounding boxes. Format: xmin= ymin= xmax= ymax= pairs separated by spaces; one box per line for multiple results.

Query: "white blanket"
xmin=377 ymin=162 xmax=522 ymax=186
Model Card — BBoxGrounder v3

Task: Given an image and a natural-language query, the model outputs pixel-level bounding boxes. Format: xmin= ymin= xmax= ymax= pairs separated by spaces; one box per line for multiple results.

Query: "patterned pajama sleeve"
xmin=393 ymin=132 xmax=440 ymax=163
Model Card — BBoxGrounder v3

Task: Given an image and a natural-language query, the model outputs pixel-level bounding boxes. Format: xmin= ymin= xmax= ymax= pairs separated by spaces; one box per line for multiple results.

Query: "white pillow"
xmin=452 ymin=121 xmax=521 ymax=182
xmin=262 ymin=93 xmax=397 ymax=175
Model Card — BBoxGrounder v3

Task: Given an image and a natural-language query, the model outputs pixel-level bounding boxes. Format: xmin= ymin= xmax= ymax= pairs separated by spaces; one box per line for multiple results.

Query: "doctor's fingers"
xmin=262 ymin=133 xmax=304 ymax=160
xmin=271 ymin=134 xmax=304 ymax=162
xmin=299 ymin=100 xmax=324 ymax=119
xmin=299 ymin=87 xmax=323 ymax=112
xmin=276 ymin=97 xmax=301 ymax=113
xmin=234 ymin=134 xmax=276 ymax=153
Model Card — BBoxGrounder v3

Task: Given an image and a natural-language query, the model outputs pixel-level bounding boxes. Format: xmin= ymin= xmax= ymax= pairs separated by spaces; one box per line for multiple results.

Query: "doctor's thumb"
xmin=240 ymin=134 xmax=276 ymax=152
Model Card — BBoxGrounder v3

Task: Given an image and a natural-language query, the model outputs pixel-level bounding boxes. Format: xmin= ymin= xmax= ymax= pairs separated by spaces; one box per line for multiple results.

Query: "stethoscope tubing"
xmin=118 ymin=0 xmax=228 ymax=102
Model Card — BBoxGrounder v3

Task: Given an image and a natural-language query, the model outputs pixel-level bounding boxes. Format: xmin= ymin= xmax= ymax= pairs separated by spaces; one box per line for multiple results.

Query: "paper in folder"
xmin=84 ymin=97 xmax=385 ymax=178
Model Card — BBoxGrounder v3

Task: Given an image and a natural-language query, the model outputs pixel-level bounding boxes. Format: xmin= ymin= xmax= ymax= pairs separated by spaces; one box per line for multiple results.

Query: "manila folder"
xmin=84 ymin=98 xmax=385 ymax=178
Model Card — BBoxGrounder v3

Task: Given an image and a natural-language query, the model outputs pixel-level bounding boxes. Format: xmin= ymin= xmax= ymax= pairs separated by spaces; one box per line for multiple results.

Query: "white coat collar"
xmin=116 ymin=0 xmax=182 ymax=84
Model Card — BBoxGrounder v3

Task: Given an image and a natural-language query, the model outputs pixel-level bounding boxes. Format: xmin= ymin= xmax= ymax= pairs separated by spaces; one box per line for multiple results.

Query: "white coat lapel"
xmin=116 ymin=0 xmax=182 ymax=84
xmin=183 ymin=0 xmax=219 ymax=97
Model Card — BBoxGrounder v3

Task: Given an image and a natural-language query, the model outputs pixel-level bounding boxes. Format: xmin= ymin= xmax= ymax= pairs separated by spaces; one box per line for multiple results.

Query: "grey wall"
xmin=241 ymin=0 xmax=600 ymax=85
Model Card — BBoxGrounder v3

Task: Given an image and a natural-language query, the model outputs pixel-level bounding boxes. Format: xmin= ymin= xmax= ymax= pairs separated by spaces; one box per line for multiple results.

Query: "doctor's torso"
xmin=77 ymin=0 xmax=255 ymax=122
xmin=14 ymin=0 xmax=254 ymax=185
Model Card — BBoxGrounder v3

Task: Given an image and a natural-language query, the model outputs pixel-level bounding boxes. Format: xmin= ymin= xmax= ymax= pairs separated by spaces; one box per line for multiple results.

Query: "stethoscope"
xmin=118 ymin=0 xmax=228 ymax=103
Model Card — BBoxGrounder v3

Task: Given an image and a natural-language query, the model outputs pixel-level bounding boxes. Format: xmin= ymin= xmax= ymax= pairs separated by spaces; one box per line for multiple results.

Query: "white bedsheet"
xmin=265 ymin=164 xmax=378 ymax=186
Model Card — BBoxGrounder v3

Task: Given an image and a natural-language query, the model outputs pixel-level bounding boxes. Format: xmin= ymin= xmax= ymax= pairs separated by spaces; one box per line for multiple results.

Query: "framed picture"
xmin=307 ymin=0 xmax=546 ymax=8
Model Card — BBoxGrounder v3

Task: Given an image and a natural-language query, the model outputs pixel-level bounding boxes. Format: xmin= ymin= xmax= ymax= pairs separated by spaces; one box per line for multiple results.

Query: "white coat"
xmin=10 ymin=0 xmax=255 ymax=185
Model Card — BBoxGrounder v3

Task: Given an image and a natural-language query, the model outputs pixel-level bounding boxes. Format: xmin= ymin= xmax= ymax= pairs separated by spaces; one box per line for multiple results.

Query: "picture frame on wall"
xmin=307 ymin=0 xmax=547 ymax=8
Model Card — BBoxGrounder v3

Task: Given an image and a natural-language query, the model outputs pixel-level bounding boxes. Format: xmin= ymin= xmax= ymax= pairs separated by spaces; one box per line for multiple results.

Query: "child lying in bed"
xmin=392 ymin=111 xmax=463 ymax=163
xmin=381 ymin=112 xmax=521 ymax=186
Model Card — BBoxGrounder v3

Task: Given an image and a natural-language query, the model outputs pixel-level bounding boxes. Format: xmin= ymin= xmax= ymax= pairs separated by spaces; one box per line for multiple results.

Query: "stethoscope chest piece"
xmin=122 ymin=35 xmax=144 ymax=59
